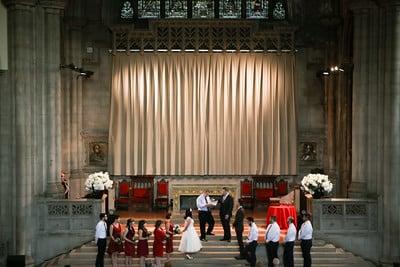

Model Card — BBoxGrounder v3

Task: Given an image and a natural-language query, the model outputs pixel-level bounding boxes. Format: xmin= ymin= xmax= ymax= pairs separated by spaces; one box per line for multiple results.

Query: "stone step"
xmin=50 ymin=264 xmax=349 ymax=267
xmin=78 ymin=243 xmax=337 ymax=253
xmin=68 ymin=250 xmax=353 ymax=260
xmin=58 ymin=256 xmax=362 ymax=266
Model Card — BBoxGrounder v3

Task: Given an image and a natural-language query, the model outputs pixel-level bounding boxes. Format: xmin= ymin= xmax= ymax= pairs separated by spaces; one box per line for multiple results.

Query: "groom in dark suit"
xmin=233 ymin=199 xmax=245 ymax=259
xmin=219 ymin=187 xmax=234 ymax=242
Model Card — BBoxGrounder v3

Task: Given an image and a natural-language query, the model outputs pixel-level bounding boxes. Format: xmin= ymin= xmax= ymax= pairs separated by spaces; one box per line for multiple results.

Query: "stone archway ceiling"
xmin=111 ymin=20 xmax=295 ymax=53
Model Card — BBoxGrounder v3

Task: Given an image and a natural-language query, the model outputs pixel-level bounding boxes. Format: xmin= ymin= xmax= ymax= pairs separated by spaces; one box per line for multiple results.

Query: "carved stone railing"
xmin=37 ymin=198 xmax=102 ymax=234
xmin=313 ymin=198 xmax=378 ymax=234
xmin=312 ymin=198 xmax=379 ymax=262
xmin=111 ymin=20 xmax=295 ymax=53
xmin=35 ymin=198 xmax=102 ymax=263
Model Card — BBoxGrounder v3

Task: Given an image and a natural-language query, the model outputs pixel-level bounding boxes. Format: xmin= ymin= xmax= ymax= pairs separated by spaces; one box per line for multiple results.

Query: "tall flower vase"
xmin=312 ymin=191 xmax=324 ymax=199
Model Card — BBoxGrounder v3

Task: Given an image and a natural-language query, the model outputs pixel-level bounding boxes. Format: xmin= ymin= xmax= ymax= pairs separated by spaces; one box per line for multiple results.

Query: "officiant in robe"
xmin=219 ymin=187 xmax=234 ymax=242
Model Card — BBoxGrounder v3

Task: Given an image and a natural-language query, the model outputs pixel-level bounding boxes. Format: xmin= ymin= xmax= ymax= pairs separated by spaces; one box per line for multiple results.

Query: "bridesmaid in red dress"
xmin=137 ymin=220 xmax=151 ymax=267
xmin=153 ymin=220 xmax=166 ymax=267
xmin=165 ymin=213 xmax=174 ymax=262
xmin=123 ymin=218 xmax=136 ymax=266
xmin=107 ymin=215 xmax=124 ymax=267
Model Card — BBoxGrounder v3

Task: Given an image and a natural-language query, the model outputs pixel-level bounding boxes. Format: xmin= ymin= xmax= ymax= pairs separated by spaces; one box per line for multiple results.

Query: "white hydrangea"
xmin=301 ymin=173 xmax=333 ymax=196
xmin=85 ymin=171 xmax=113 ymax=192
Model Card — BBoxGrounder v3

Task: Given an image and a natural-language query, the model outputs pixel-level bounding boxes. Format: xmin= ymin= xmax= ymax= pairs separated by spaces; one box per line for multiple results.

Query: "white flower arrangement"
xmin=85 ymin=171 xmax=113 ymax=192
xmin=301 ymin=173 xmax=333 ymax=197
xmin=173 ymin=225 xmax=181 ymax=234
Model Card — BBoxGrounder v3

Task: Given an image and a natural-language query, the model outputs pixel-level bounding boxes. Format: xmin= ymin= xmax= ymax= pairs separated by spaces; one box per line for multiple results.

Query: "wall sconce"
xmin=60 ymin=63 xmax=94 ymax=78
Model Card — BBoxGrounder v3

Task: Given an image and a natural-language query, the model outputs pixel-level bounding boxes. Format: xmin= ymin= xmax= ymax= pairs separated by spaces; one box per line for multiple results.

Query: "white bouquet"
xmin=85 ymin=171 xmax=113 ymax=192
xmin=301 ymin=173 xmax=333 ymax=198
xmin=173 ymin=225 xmax=181 ymax=234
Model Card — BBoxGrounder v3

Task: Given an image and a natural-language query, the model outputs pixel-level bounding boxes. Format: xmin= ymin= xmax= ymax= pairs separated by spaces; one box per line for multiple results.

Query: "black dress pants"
xmin=300 ymin=239 xmax=312 ymax=267
xmin=244 ymin=241 xmax=258 ymax=267
xmin=283 ymin=241 xmax=295 ymax=267
xmin=95 ymin=238 xmax=107 ymax=267
xmin=266 ymin=241 xmax=279 ymax=267
xmin=199 ymin=210 xmax=215 ymax=239
xmin=235 ymin=228 xmax=244 ymax=257
xmin=220 ymin=214 xmax=231 ymax=240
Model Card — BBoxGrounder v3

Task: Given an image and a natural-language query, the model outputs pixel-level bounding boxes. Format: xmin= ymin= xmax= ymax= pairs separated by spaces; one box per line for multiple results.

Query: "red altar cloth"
xmin=266 ymin=205 xmax=297 ymax=230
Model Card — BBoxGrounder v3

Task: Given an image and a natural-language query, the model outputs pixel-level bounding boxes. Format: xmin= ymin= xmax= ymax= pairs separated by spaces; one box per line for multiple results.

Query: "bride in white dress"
xmin=178 ymin=209 xmax=202 ymax=259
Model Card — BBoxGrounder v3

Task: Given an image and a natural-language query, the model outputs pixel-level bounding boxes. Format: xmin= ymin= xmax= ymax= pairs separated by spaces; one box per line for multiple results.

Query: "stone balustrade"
xmin=312 ymin=198 xmax=379 ymax=262
xmin=35 ymin=198 xmax=102 ymax=263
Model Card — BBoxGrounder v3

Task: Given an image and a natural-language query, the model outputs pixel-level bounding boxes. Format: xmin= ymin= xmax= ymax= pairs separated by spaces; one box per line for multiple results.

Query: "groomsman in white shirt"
xmin=265 ymin=215 xmax=281 ymax=267
xmin=243 ymin=216 xmax=259 ymax=267
xmin=196 ymin=190 xmax=215 ymax=241
xmin=95 ymin=213 xmax=108 ymax=267
xmin=283 ymin=216 xmax=296 ymax=267
xmin=298 ymin=213 xmax=313 ymax=267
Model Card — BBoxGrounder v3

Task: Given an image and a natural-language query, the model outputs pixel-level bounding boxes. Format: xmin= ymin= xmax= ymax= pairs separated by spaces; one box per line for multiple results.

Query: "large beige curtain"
xmin=109 ymin=53 xmax=296 ymax=175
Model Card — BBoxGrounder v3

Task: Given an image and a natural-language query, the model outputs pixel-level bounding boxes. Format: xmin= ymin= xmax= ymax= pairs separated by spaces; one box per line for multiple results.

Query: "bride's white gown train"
xmin=178 ymin=217 xmax=202 ymax=253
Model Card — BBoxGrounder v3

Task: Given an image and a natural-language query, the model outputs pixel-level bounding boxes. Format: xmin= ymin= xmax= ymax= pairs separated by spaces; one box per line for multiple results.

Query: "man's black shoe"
xmin=206 ymin=232 xmax=215 ymax=235
xmin=200 ymin=238 xmax=208 ymax=242
xmin=235 ymin=256 xmax=245 ymax=260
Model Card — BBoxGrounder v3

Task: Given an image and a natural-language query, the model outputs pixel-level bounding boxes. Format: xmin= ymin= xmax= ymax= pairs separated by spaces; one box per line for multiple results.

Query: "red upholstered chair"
xmin=239 ymin=179 xmax=254 ymax=209
xmin=154 ymin=179 xmax=169 ymax=209
xmin=276 ymin=179 xmax=289 ymax=196
xmin=115 ymin=180 xmax=130 ymax=210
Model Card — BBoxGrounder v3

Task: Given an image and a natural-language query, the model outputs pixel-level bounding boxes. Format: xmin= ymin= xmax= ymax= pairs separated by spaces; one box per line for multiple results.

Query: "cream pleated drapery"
xmin=109 ymin=53 xmax=297 ymax=175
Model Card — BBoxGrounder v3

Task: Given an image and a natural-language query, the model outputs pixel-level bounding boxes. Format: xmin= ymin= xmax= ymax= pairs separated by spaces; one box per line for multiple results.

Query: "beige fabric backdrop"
xmin=109 ymin=53 xmax=297 ymax=175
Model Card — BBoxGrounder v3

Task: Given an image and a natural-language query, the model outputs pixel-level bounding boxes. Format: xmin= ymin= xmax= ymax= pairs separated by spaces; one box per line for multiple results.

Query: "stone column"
xmin=348 ymin=1 xmax=381 ymax=197
xmin=348 ymin=7 xmax=369 ymax=197
xmin=324 ymin=43 xmax=338 ymax=195
xmin=62 ymin=2 xmax=85 ymax=198
xmin=39 ymin=0 xmax=67 ymax=196
xmin=3 ymin=0 xmax=36 ymax=258
xmin=381 ymin=2 xmax=400 ymax=264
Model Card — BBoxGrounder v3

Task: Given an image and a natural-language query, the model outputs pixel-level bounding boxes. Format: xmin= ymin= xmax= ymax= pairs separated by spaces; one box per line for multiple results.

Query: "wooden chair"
xmin=131 ymin=176 xmax=153 ymax=210
xmin=154 ymin=179 xmax=169 ymax=209
xmin=115 ymin=180 xmax=130 ymax=210
xmin=239 ymin=179 xmax=254 ymax=209
xmin=276 ymin=179 xmax=289 ymax=196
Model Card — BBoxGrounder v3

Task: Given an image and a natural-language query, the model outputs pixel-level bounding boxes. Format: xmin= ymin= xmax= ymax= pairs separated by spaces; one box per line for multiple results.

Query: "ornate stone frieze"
xmin=170 ymin=182 xmax=238 ymax=211
xmin=322 ymin=203 xmax=343 ymax=216
xmin=47 ymin=203 xmax=69 ymax=216
xmin=111 ymin=20 xmax=295 ymax=52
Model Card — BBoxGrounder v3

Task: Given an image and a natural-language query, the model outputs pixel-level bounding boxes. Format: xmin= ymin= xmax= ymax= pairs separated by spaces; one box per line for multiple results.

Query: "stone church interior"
xmin=0 ymin=0 xmax=399 ymax=266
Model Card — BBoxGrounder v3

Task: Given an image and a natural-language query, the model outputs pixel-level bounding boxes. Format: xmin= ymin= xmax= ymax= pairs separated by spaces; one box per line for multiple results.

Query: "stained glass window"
xmin=121 ymin=1 xmax=134 ymax=19
xmin=272 ymin=1 xmax=286 ymax=20
xmin=192 ymin=0 xmax=214 ymax=18
xmin=166 ymin=0 xmax=187 ymax=18
xmin=138 ymin=0 xmax=160 ymax=18
xmin=220 ymin=0 xmax=241 ymax=18
xmin=247 ymin=0 xmax=268 ymax=18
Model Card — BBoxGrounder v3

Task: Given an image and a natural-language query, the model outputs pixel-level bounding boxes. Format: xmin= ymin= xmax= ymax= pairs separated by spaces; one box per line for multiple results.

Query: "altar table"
xmin=266 ymin=205 xmax=297 ymax=230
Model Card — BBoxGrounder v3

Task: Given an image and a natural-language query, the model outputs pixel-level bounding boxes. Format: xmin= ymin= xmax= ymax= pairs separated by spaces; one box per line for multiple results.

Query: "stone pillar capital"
xmin=379 ymin=0 xmax=400 ymax=7
xmin=348 ymin=0 xmax=378 ymax=12
xmin=39 ymin=0 xmax=68 ymax=10
xmin=2 ymin=0 xmax=36 ymax=8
